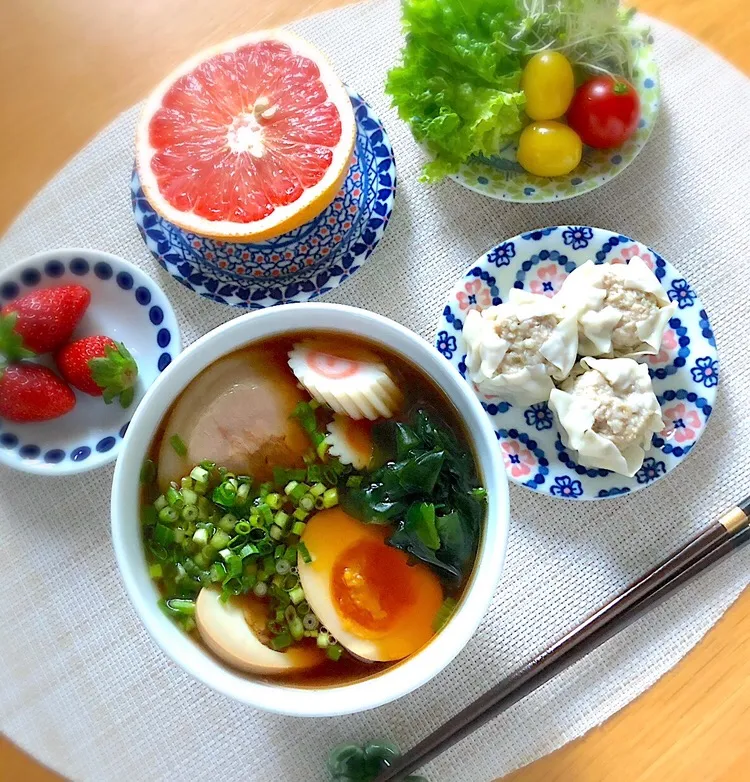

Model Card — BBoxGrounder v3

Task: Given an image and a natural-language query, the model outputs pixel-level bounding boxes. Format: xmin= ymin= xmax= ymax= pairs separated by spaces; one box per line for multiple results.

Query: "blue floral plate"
xmin=131 ymin=89 xmax=396 ymax=308
xmin=0 ymin=249 xmax=181 ymax=476
xmin=436 ymin=226 xmax=718 ymax=500
xmin=452 ymin=22 xmax=659 ymax=203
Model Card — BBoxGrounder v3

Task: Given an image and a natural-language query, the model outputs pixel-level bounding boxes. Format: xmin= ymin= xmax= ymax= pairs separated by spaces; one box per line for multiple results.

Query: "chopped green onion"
xmin=317 ymin=631 xmax=330 ymax=649
xmin=199 ymin=460 xmax=216 ymax=471
xmin=306 ymin=464 xmax=323 ymax=484
xmin=154 ymin=494 xmax=168 ymax=512
xmin=293 ymin=508 xmax=309 ymax=522
xmin=471 ymin=487 xmax=488 ymax=501
xmin=288 ymin=482 xmax=310 ymax=502
xmin=209 ymin=562 xmax=226 ymax=582
xmin=148 ymin=563 xmax=163 ymax=579
xmin=269 ymin=525 xmax=283 ymax=541
xmin=225 ymin=554 xmax=242 ymax=578
xmin=316 ymin=439 xmax=329 ymax=459
xmin=212 ymin=482 xmax=237 ymax=508
xmin=302 ymin=612 xmax=319 ymax=631
xmin=194 ymin=480 xmax=209 ymax=496
xmin=288 ymin=585 xmax=305 ymax=605
xmin=266 ymin=492 xmax=282 ymax=510
xmin=165 ymin=598 xmax=195 ymax=616
xmin=326 ymin=643 xmax=343 ymax=662
xmin=218 ymin=513 xmax=237 ymax=533
xmin=291 ymin=521 xmax=307 ymax=536
xmin=274 ymin=510 xmax=290 ymax=531
xmin=275 ymin=559 xmax=291 ymax=575
xmin=299 ymin=494 xmax=315 ymax=512
xmin=284 ymin=545 xmax=297 ymax=563
xmin=259 ymin=504 xmax=273 ymax=526
xmin=192 ymin=528 xmax=208 ymax=546
xmin=140 ymin=459 xmax=156 ymax=484
xmin=158 ymin=507 xmax=179 ymax=525
xmin=288 ymin=615 xmax=304 ymax=641
xmin=190 ymin=465 xmax=209 ymax=483
xmin=296 ymin=601 xmax=310 ymax=616
xmin=309 ymin=482 xmax=326 ymax=497
xmin=253 ymin=581 xmax=267 ymax=598
xmin=270 ymin=632 xmax=292 ymax=650
xmin=284 ymin=480 xmax=299 ymax=496
xmin=323 ymin=487 xmax=339 ymax=508
xmin=236 ymin=483 xmax=251 ymax=505
xmin=181 ymin=617 xmax=196 ymax=633
xmin=181 ymin=476 xmax=194 ymax=491
xmin=166 ymin=486 xmax=184 ymax=509
xmin=210 ymin=530 xmax=231 ymax=550
xmin=169 ymin=434 xmax=187 ymax=457
xmin=181 ymin=488 xmax=198 ymax=506
xmin=234 ymin=520 xmax=252 ymax=535
xmin=298 ymin=541 xmax=312 ymax=564
xmin=181 ymin=505 xmax=199 ymax=523
xmin=346 ymin=475 xmax=363 ymax=489
xmin=239 ymin=543 xmax=258 ymax=559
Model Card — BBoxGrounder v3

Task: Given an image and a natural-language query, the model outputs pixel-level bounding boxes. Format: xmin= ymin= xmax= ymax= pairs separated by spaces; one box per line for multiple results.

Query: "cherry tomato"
xmin=566 ymin=76 xmax=641 ymax=149
xmin=516 ymin=121 xmax=582 ymax=177
xmin=521 ymin=52 xmax=575 ymax=121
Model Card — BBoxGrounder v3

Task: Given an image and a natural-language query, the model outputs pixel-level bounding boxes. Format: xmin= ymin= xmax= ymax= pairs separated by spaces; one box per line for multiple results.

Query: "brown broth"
xmin=142 ymin=331 xmax=484 ymax=688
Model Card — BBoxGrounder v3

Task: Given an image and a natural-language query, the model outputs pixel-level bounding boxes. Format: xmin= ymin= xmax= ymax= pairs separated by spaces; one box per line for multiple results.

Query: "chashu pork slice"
xmin=157 ymin=349 xmax=309 ymax=491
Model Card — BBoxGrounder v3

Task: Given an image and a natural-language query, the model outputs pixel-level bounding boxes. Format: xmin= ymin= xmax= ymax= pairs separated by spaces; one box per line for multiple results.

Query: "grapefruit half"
xmin=136 ymin=30 xmax=357 ymax=242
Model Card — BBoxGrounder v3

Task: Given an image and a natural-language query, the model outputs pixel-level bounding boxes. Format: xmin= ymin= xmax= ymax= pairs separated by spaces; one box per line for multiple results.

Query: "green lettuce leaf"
xmin=386 ymin=0 xmax=526 ymax=181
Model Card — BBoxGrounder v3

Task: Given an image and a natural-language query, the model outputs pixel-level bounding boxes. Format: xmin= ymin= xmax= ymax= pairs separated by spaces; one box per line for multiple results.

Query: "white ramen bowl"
xmin=111 ymin=303 xmax=509 ymax=717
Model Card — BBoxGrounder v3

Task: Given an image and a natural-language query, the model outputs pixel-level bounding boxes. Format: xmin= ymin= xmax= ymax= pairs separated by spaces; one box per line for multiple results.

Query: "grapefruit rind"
xmin=135 ymin=29 xmax=357 ymax=243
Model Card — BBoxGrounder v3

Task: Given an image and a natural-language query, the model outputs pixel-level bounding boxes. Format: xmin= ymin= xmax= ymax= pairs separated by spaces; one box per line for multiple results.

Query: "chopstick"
xmin=374 ymin=496 xmax=750 ymax=782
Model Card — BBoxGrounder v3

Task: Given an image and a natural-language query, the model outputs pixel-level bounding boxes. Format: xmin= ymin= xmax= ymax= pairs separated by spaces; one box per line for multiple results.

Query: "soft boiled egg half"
xmin=298 ymin=508 xmax=444 ymax=662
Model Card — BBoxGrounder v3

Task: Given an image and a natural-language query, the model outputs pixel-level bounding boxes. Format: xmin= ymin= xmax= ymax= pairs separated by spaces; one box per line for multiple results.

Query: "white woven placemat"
xmin=2 ymin=2 xmax=749 ymax=779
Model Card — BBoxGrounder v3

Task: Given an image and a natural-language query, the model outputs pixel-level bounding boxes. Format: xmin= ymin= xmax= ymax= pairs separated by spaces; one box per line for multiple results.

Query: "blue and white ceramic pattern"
xmin=0 ymin=249 xmax=181 ymax=476
xmin=131 ymin=89 xmax=396 ymax=308
xmin=451 ymin=22 xmax=659 ymax=203
xmin=436 ymin=227 xmax=718 ymax=500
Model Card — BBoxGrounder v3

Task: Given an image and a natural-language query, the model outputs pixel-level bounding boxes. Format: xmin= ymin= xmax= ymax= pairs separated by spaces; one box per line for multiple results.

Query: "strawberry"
xmin=0 ymin=284 xmax=91 ymax=358
xmin=56 ymin=336 xmax=138 ymax=409
xmin=0 ymin=362 xmax=76 ymax=422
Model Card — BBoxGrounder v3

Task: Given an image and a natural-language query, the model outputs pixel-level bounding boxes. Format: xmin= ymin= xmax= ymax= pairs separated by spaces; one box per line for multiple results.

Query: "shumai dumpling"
xmin=463 ymin=289 xmax=578 ymax=404
xmin=549 ymin=357 xmax=664 ymax=477
xmin=555 ymin=257 xmax=677 ymax=357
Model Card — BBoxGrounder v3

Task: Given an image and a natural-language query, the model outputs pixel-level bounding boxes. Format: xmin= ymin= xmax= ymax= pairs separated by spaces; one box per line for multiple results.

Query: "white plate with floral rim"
xmin=435 ymin=226 xmax=718 ymax=500
xmin=451 ymin=22 xmax=659 ymax=203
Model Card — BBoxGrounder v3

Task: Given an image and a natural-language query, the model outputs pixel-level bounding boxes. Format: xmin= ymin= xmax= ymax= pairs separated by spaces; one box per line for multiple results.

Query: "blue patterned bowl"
xmin=451 ymin=22 xmax=659 ymax=203
xmin=131 ymin=89 xmax=396 ymax=308
xmin=436 ymin=226 xmax=718 ymax=500
xmin=0 ymin=249 xmax=181 ymax=475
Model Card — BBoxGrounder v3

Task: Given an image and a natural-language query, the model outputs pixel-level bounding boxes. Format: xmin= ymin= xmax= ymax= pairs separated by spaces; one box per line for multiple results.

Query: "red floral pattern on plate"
xmin=529 ymin=263 xmax=567 ymax=297
xmin=661 ymin=402 xmax=702 ymax=443
xmin=501 ymin=441 xmax=536 ymax=478
xmin=614 ymin=244 xmax=656 ymax=271
xmin=456 ymin=278 xmax=492 ymax=311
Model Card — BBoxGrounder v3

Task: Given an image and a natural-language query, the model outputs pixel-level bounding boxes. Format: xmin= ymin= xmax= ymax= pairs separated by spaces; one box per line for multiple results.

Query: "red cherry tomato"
xmin=566 ymin=76 xmax=641 ymax=149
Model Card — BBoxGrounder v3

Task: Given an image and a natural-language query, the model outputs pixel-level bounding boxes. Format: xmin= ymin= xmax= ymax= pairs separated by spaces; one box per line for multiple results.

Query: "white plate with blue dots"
xmin=0 ymin=249 xmax=181 ymax=475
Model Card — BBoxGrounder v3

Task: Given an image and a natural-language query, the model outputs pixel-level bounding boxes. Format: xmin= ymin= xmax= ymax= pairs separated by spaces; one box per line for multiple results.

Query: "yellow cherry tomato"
xmin=516 ymin=121 xmax=582 ymax=177
xmin=521 ymin=52 xmax=575 ymax=121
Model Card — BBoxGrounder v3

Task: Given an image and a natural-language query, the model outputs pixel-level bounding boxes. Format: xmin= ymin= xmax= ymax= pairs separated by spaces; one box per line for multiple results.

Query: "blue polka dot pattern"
xmin=1 ymin=433 xmax=19 ymax=448
xmin=117 ymin=271 xmax=134 ymax=290
xmin=135 ymin=286 xmax=152 ymax=305
xmin=71 ymin=446 xmax=91 ymax=462
xmin=0 ymin=282 xmax=19 ymax=300
xmin=119 ymin=423 xmax=130 ymax=438
xmin=21 ymin=268 xmax=41 ymax=286
xmin=70 ymin=257 xmax=90 ymax=275
xmin=96 ymin=437 xmax=116 ymax=453
xmin=149 ymin=306 xmax=164 ymax=325
xmin=158 ymin=353 xmax=172 ymax=371
xmin=45 ymin=260 xmax=65 ymax=277
xmin=44 ymin=449 xmax=65 ymax=464
xmin=157 ymin=328 xmax=171 ymax=348
xmin=19 ymin=444 xmax=41 ymax=460
xmin=94 ymin=261 xmax=113 ymax=280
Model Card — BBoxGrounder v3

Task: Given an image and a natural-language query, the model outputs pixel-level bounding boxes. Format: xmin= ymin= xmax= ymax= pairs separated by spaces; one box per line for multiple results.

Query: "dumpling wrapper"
xmin=463 ymin=289 xmax=578 ymax=404
xmin=556 ymin=257 xmax=677 ymax=357
xmin=549 ymin=357 xmax=664 ymax=477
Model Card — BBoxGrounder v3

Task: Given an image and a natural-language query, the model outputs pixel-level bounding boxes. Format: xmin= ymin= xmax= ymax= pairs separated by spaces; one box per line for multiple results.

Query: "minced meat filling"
xmin=494 ymin=314 xmax=557 ymax=374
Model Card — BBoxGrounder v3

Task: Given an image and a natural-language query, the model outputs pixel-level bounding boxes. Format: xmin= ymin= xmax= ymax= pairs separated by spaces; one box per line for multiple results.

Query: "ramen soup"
xmin=140 ymin=334 xmax=486 ymax=686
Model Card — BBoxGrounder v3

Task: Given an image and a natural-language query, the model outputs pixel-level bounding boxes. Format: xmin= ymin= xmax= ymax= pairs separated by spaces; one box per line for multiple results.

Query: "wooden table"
xmin=0 ymin=1 xmax=748 ymax=780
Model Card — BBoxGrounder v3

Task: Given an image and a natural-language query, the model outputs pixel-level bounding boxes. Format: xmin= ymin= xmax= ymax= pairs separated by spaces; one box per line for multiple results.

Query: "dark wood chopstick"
xmin=374 ymin=496 xmax=750 ymax=782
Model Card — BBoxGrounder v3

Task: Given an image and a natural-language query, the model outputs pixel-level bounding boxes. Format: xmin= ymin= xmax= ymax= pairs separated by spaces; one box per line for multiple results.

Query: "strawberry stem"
xmin=0 ymin=312 xmax=35 ymax=361
xmin=89 ymin=341 xmax=139 ymax=409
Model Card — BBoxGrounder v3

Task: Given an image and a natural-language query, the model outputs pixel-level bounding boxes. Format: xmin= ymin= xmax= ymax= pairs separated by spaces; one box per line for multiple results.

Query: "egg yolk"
xmin=331 ymin=540 xmax=416 ymax=635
